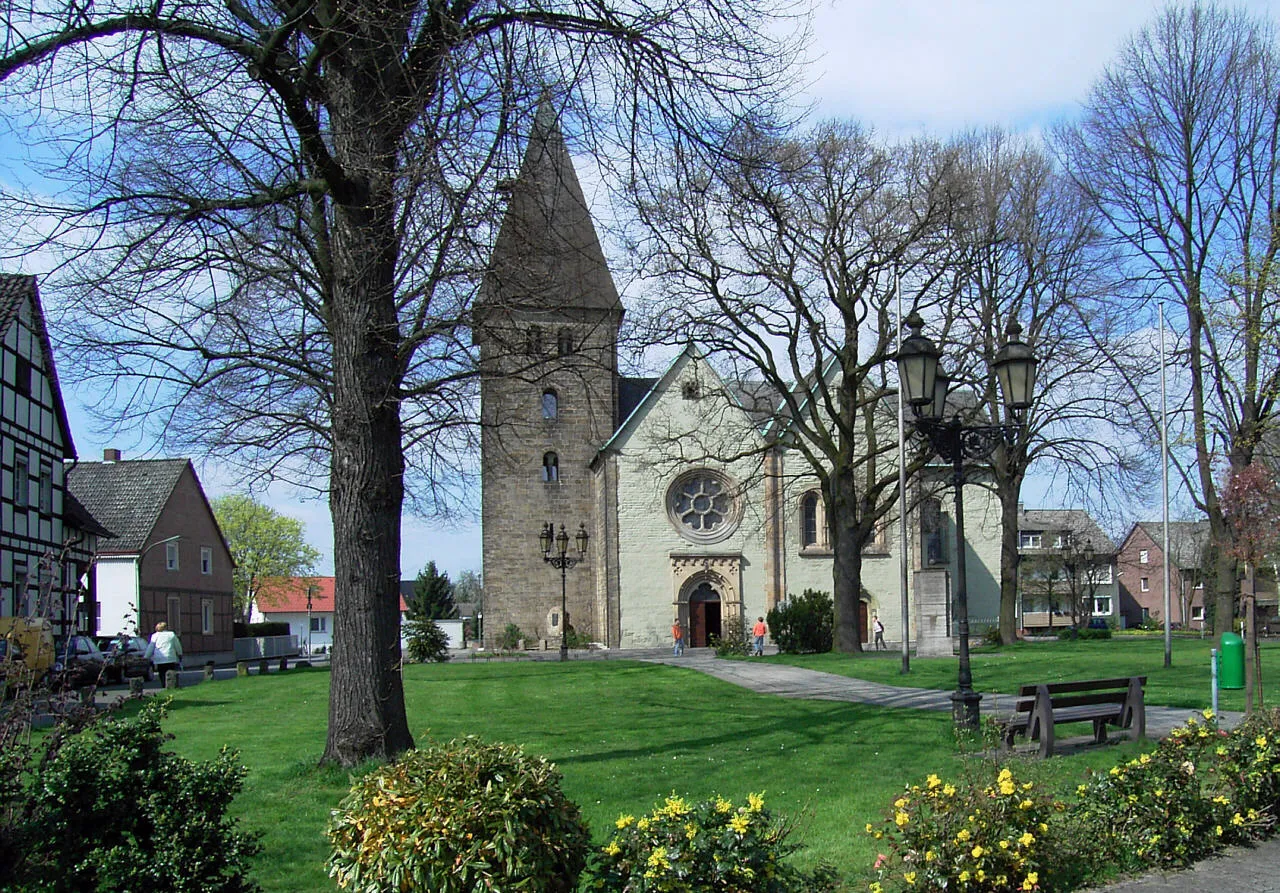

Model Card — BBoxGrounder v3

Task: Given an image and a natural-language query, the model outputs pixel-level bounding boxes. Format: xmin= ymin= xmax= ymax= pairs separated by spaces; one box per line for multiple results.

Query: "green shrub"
xmin=564 ymin=628 xmax=592 ymax=650
xmin=711 ymin=614 xmax=750 ymax=657
xmin=869 ymin=766 xmax=1065 ymax=893
xmin=328 ymin=736 xmax=590 ymax=893
xmin=405 ymin=618 xmax=451 ymax=663
xmin=5 ymin=699 xmax=260 ymax=892
xmin=590 ymin=793 xmax=838 ymax=893
xmin=767 ymin=590 xmax=833 ymax=654
xmin=245 ymin=621 xmax=290 ymax=637
xmin=499 ymin=622 xmax=526 ymax=650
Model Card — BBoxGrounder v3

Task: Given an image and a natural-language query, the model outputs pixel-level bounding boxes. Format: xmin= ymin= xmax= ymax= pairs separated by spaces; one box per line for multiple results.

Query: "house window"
xmin=1019 ymin=531 xmax=1042 ymax=549
xmin=1195 ymin=579 xmax=1204 ymax=589
xmin=310 ymin=616 xmax=327 ymax=632
xmin=1192 ymin=606 xmax=1205 ymax=621
xmin=166 ymin=541 xmax=180 ymax=571
xmin=541 ymin=452 xmax=559 ymax=482
xmin=12 ymin=452 xmax=28 ymax=508
xmin=200 ymin=547 xmax=212 ymax=575
xmin=1092 ymin=596 xmax=1112 ymax=616
xmin=1054 ymin=533 xmax=1071 ymax=549
xmin=38 ymin=462 xmax=52 ymax=514
xmin=801 ymin=491 xmax=820 ymax=548
xmin=201 ymin=598 xmax=214 ymax=635
xmin=1139 ymin=549 xmax=1149 ymax=564
xmin=14 ymin=356 xmax=32 ymax=397
xmin=1140 ymin=577 xmax=1150 ymax=592
xmin=542 ymin=389 xmax=558 ymax=420
xmin=557 ymin=329 xmax=575 ymax=356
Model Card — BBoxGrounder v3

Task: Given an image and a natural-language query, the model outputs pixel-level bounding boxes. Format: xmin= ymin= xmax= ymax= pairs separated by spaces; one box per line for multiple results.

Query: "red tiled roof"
xmin=256 ymin=577 xmax=409 ymax=613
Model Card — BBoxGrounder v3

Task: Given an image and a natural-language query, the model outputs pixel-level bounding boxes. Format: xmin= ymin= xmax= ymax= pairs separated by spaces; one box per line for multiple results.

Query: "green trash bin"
xmin=1220 ymin=632 xmax=1245 ymax=690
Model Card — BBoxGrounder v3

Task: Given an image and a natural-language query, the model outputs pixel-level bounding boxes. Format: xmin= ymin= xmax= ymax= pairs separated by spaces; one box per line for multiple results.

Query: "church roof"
xmin=482 ymin=101 xmax=623 ymax=318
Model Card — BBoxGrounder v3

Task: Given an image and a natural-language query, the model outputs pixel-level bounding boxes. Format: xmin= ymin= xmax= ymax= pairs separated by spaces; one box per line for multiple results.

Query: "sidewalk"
xmin=641 ymin=650 xmax=1273 ymax=892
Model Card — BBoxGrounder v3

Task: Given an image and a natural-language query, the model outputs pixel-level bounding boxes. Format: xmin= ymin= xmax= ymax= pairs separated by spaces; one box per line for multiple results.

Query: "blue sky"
xmin=14 ymin=0 xmax=1279 ymax=576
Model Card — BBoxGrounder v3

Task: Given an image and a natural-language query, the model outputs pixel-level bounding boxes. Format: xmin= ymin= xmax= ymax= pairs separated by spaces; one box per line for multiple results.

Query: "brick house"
xmin=67 ymin=453 xmax=235 ymax=655
xmin=1115 ymin=521 xmax=1210 ymax=630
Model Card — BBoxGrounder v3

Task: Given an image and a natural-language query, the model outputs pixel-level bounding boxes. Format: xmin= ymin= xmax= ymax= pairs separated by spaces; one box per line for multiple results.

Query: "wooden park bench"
xmin=997 ymin=676 xmax=1146 ymax=757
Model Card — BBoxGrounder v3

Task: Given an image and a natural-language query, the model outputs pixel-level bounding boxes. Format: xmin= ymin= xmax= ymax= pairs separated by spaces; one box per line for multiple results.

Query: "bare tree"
xmin=632 ymin=121 xmax=960 ymax=651
xmin=1 ymin=0 xmax=800 ymax=764
xmin=1054 ymin=3 xmax=1280 ymax=639
xmin=941 ymin=129 xmax=1148 ymax=644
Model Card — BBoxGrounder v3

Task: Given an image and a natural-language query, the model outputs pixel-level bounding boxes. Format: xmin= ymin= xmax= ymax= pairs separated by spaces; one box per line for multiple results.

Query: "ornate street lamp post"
xmin=540 ymin=522 xmax=589 ymax=662
xmin=897 ymin=312 xmax=1038 ymax=729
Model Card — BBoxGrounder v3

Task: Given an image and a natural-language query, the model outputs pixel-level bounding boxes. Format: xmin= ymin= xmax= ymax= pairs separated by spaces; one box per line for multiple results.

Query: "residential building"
xmin=254 ymin=576 xmax=426 ymax=652
xmin=1016 ymin=507 xmax=1119 ymax=630
xmin=474 ymin=103 xmax=1006 ymax=650
xmin=1116 ymin=521 xmax=1210 ymax=629
xmin=0 ymin=274 xmax=106 ymax=633
xmin=67 ymin=453 xmax=235 ymax=655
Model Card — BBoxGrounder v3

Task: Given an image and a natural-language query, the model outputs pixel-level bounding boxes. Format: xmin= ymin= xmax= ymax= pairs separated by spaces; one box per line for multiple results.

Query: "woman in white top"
xmin=144 ymin=621 xmax=184 ymax=687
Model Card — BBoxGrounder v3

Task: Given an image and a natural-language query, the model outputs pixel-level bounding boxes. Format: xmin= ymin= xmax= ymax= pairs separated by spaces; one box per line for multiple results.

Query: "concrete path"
xmin=640 ymin=650 xmax=1273 ymax=892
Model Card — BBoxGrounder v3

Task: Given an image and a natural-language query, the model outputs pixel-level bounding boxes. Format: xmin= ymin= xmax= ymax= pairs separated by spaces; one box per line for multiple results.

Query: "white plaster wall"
xmin=613 ymin=354 xmax=771 ymax=648
xmin=96 ymin=557 xmax=139 ymax=636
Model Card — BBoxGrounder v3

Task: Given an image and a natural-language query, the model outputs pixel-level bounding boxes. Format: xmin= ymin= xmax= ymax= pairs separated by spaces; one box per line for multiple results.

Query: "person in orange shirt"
xmin=752 ymin=616 xmax=767 ymax=656
xmin=672 ymin=619 xmax=684 ymax=656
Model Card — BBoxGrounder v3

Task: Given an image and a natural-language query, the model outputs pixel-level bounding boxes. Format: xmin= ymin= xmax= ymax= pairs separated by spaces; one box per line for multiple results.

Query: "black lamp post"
xmin=897 ymin=312 xmax=1038 ymax=729
xmin=305 ymin=585 xmax=316 ymax=655
xmin=540 ymin=522 xmax=589 ymax=662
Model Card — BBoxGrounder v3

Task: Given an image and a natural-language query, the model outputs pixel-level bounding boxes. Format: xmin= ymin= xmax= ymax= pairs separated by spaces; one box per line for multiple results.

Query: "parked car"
xmin=51 ymin=634 xmax=110 ymax=688
xmin=96 ymin=635 xmax=153 ymax=683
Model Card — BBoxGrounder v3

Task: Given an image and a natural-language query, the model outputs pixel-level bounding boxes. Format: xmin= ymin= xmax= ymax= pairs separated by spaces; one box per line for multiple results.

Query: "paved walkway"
xmin=638 ymin=649 xmax=1275 ymax=892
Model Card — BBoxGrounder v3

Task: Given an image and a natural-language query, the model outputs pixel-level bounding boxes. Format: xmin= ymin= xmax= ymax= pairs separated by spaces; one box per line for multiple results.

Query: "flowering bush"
xmin=868 ymin=767 xmax=1062 ymax=893
xmin=1212 ymin=707 xmax=1280 ymax=816
xmin=1070 ymin=710 xmax=1271 ymax=871
xmin=590 ymin=792 xmax=837 ymax=893
xmin=328 ymin=737 xmax=590 ymax=893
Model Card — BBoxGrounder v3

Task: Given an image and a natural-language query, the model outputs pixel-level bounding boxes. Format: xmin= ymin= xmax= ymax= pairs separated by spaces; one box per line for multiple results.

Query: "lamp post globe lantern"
xmin=897 ymin=312 xmax=1038 ymax=729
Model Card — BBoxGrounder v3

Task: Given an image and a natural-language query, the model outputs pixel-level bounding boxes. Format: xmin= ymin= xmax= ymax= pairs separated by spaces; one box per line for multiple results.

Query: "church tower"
xmin=474 ymin=101 xmax=623 ymax=648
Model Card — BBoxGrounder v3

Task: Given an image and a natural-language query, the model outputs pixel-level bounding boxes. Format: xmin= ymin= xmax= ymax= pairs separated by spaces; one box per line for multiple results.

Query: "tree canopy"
xmin=211 ymin=494 xmax=322 ymax=623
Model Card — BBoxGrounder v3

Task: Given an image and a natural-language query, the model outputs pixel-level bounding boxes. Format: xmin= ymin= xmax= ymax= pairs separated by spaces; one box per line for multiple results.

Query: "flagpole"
xmin=1161 ymin=301 xmax=1172 ymax=668
xmin=897 ymin=267 xmax=911 ymax=674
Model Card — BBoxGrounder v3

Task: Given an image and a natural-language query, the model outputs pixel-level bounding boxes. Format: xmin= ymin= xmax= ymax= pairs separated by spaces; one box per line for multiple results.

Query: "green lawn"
xmin=147 ymin=658 xmax=1148 ymax=892
xmin=774 ymin=636 xmax=1279 ymax=712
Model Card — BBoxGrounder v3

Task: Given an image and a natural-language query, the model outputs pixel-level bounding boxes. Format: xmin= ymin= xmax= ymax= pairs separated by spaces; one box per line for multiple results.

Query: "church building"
xmin=475 ymin=105 xmax=1003 ymax=651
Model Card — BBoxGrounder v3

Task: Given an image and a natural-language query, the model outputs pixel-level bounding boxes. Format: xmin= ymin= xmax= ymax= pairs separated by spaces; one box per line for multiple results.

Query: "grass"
xmin=773 ymin=636 xmax=1280 ymax=712
xmin=136 ymin=656 xmax=1152 ymax=892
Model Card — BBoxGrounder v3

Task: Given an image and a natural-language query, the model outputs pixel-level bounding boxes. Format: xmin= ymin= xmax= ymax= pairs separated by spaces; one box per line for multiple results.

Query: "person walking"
xmin=752 ymin=616 xmax=768 ymax=656
xmin=144 ymin=621 xmax=183 ymax=687
xmin=873 ymin=615 xmax=886 ymax=651
xmin=672 ymin=619 xmax=685 ymax=656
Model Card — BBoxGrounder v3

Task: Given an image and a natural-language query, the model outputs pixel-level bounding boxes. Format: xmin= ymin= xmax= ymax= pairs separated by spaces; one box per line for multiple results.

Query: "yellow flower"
xmin=944 ymin=784 xmax=957 ymax=796
xmin=730 ymin=814 xmax=751 ymax=834
xmin=1000 ymin=780 xmax=1017 ymax=795
xmin=747 ymin=792 xmax=765 ymax=812
xmin=1109 ymin=767 xmax=1121 ymax=776
xmin=998 ymin=768 xmax=1013 ymax=782
xmin=646 ymin=849 xmax=670 ymax=871
xmin=1077 ymin=784 xmax=1088 ymax=795
xmin=999 ymin=840 xmax=1010 ymax=850
xmin=616 ymin=815 xmax=635 ymax=829
xmin=662 ymin=795 xmax=690 ymax=817
xmin=1232 ymin=813 xmax=1245 ymax=826
xmin=895 ymin=812 xmax=910 ymax=828
xmin=1216 ymin=825 xmax=1224 ymax=836
xmin=1203 ymin=708 xmax=1215 ymax=720
xmin=604 ymin=840 xmax=622 ymax=856
xmin=997 ymin=876 xmax=1008 ymax=886
xmin=1258 ymin=736 xmax=1269 ymax=748
xmin=959 ymin=870 xmax=971 ymax=883
xmin=715 ymin=797 xmax=734 ymax=814
xmin=1038 ymin=823 xmax=1048 ymax=833
xmin=1025 ymin=871 xmax=1039 ymax=887
xmin=956 ymin=828 xmax=971 ymax=842
xmin=866 ymin=823 xmax=875 ymax=834
xmin=637 ymin=818 xmax=651 ymax=831
xmin=971 ymin=845 xmax=984 ymax=858
xmin=1214 ymin=795 xmax=1230 ymax=805
xmin=927 ymin=774 xmax=942 ymax=789
xmin=894 ymin=797 xmax=909 ymax=809
xmin=685 ymin=823 xmax=698 ymax=840
xmin=904 ymin=871 xmax=917 ymax=885
xmin=1019 ymin=799 xmax=1033 ymax=810
xmin=924 ymin=850 xmax=936 ymax=862
xmin=869 ymin=883 xmax=882 ymax=893
xmin=1019 ymin=832 xmax=1034 ymax=847
xmin=976 ymin=869 xmax=986 ymax=882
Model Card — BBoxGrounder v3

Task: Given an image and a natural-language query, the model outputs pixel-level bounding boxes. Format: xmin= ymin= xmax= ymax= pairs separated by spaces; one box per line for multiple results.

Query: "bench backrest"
xmin=1012 ymin=676 xmax=1146 ymax=713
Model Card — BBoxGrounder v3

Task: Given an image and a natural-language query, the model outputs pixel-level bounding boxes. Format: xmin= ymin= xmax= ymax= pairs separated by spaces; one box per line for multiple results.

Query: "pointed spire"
xmin=482 ymin=97 xmax=622 ymax=315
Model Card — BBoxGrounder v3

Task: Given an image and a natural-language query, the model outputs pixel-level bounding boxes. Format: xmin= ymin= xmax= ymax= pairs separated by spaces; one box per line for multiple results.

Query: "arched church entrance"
xmin=688 ymin=581 xmax=722 ymax=647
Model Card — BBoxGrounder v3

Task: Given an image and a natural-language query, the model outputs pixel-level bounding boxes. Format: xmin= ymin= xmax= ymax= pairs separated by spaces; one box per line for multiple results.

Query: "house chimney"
xmin=103 ymin=448 xmax=121 ymax=461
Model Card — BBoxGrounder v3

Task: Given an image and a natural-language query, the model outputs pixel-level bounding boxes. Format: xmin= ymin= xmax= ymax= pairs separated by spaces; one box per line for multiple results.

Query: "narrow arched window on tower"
xmin=542 ymin=451 xmax=559 ymax=482
xmin=557 ymin=329 xmax=575 ymax=356
xmin=526 ymin=326 xmax=543 ymax=355
xmin=542 ymin=389 xmax=558 ymax=420
xmin=801 ymin=491 xmax=820 ymax=548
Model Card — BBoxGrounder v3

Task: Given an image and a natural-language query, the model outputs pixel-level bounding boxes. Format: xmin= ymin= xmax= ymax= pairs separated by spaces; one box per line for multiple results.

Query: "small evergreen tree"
xmin=409 ymin=561 xmax=458 ymax=621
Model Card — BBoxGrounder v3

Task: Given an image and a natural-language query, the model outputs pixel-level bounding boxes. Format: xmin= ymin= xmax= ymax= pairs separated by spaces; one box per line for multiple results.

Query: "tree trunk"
xmin=997 ymin=482 xmax=1021 ymax=644
xmin=830 ymin=473 xmax=866 ymax=653
xmin=320 ymin=60 xmax=415 ymax=767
